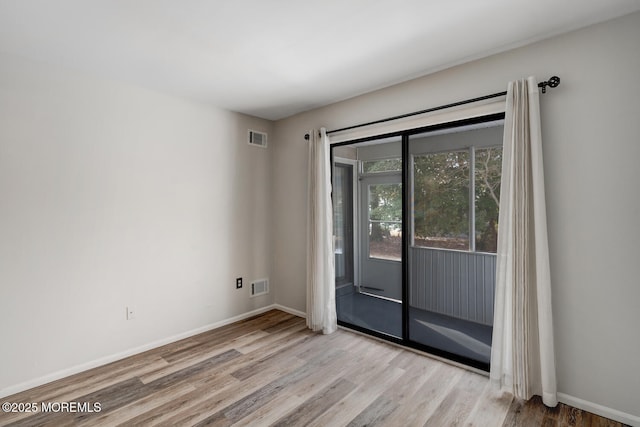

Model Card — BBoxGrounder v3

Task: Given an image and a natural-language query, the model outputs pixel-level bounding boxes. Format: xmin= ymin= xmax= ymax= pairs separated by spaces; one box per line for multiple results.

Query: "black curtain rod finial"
xmin=538 ymin=76 xmax=560 ymax=94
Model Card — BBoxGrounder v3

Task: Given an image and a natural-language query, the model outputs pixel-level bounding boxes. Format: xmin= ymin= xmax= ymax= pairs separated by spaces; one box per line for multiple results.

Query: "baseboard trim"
xmin=557 ymin=393 xmax=639 ymax=426
xmin=0 ymin=304 xmax=280 ymax=399
xmin=272 ymin=304 xmax=306 ymax=318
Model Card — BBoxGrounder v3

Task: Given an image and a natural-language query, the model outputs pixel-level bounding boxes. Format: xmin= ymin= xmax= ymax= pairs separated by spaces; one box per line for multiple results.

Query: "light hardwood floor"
xmin=0 ymin=310 xmax=627 ymax=426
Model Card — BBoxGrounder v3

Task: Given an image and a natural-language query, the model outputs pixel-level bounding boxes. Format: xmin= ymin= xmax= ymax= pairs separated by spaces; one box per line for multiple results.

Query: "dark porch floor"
xmin=337 ymin=289 xmax=492 ymax=364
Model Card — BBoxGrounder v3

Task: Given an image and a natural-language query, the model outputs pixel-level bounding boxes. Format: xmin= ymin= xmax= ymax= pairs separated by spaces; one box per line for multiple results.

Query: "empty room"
xmin=1 ymin=1 xmax=639 ymax=426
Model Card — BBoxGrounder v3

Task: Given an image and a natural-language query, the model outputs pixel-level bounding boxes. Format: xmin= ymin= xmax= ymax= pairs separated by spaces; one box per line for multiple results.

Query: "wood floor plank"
xmin=0 ymin=310 xmax=627 ymax=427
xmin=13 ymin=414 xmax=75 ymax=427
xmin=76 ymin=382 xmax=196 ymax=427
xmin=3 ymin=377 xmax=144 ymax=427
xmin=166 ymin=323 xmax=311 ymax=401
xmin=179 ymin=310 xmax=289 ymax=351
xmin=347 ymin=395 xmax=398 ymax=427
xmin=348 ymin=356 xmax=439 ymax=427
xmin=463 ymin=380 xmax=513 ymax=427
xmin=306 ymin=363 xmax=406 ymax=427
xmin=146 ymin=349 xmax=241 ymax=391
xmin=260 ymin=315 xmax=304 ymax=334
xmin=229 ymin=391 xmax=304 ymax=427
xmin=501 ymin=398 xmax=545 ymax=427
xmin=138 ymin=337 xmax=203 ymax=362
xmin=121 ymin=382 xmax=227 ymax=426
xmin=188 ymin=325 xmax=314 ymax=390
xmin=423 ymin=370 xmax=487 ymax=426
xmin=272 ymin=378 xmax=357 ymax=426
xmin=582 ymin=411 xmax=626 ymax=427
xmin=2 ymin=353 xmax=169 ymax=422
xmin=386 ymin=362 xmax=464 ymax=427
xmin=161 ymin=330 xmax=269 ymax=364
xmin=217 ymin=347 xmax=347 ymax=424
xmin=189 ymin=339 xmax=308 ymax=391
xmin=132 ymin=365 xmax=274 ymax=425
xmin=234 ymin=321 xmax=308 ymax=354
xmin=139 ymin=333 xmax=260 ymax=383
xmin=145 ymin=352 xmax=309 ymax=426
xmin=379 ymin=351 xmax=440 ymax=403
xmin=229 ymin=347 xmax=305 ymax=382
xmin=294 ymin=327 xmax=354 ymax=360
xmin=559 ymin=403 xmax=584 ymax=426
xmin=280 ymin=341 xmax=359 ymax=399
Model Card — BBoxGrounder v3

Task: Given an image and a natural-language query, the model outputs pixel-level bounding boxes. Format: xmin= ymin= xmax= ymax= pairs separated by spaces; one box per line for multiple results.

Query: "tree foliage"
xmin=368 ymin=183 xmax=401 ymax=242
xmin=365 ymin=159 xmax=402 ymax=242
xmin=413 ymin=147 xmax=502 ymax=251
xmin=362 ymin=147 xmax=501 ymax=251
xmin=413 ymin=151 xmax=470 ymax=243
xmin=474 ymin=148 xmax=502 ymax=252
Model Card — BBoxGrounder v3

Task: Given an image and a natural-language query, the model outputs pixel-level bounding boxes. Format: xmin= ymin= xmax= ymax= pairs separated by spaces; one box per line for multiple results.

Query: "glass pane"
xmin=334 ymin=136 xmax=402 ymax=340
xmin=368 ymin=183 xmax=402 ymax=261
xmin=362 ymin=158 xmax=401 ymax=173
xmin=408 ymin=124 xmax=503 ymax=369
xmin=413 ymin=151 xmax=470 ymax=250
xmin=333 ymin=163 xmax=354 ymax=285
xmin=475 ymin=147 xmax=502 ymax=253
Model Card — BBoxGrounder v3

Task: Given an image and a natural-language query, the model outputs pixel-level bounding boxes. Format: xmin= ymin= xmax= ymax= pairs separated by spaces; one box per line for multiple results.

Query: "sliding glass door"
xmin=333 ymin=137 xmax=402 ymax=339
xmin=332 ymin=115 xmax=504 ymax=370
xmin=407 ymin=124 xmax=503 ymax=367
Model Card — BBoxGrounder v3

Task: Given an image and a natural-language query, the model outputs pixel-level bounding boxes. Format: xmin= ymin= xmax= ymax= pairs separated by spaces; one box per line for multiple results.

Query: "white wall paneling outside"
xmin=409 ymin=247 xmax=496 ymax=325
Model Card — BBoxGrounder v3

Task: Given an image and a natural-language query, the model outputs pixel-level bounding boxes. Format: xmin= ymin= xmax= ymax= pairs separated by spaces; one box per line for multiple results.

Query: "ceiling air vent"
xmin=250 ymin=278 xmax=269 ymax=297
xmin=248 ymin=130 xmax=268 ymax=148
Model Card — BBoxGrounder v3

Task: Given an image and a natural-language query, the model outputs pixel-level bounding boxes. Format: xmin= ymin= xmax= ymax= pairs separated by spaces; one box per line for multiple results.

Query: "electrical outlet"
xmin=126 ymin=306 xmax=136 ymax=320
xmin=236 ymin=277 xmax=243 ymax=289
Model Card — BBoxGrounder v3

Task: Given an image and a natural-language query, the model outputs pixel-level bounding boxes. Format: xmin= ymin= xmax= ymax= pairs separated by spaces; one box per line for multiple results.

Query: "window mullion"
xmin=469 ymin=146 xmax=476 ymax=252
xmin=409 ymin=154 xmax=415 ymax=247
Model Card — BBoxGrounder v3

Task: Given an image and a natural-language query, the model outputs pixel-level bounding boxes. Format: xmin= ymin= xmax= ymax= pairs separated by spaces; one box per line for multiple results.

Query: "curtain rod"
xmin=304 ymin=76 xmax=560 ymax=140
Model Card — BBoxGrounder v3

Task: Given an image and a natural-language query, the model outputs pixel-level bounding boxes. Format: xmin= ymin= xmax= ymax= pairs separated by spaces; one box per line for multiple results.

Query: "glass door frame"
xmin=333 ymin=159 xmax=357 ymax=289
xmin=330 ymin=112 xmax=504 ymax=372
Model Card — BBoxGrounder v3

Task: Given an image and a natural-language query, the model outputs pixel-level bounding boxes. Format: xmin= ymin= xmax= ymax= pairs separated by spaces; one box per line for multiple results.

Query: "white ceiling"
xmin=1 ymin=1 xmax=639 ymax=120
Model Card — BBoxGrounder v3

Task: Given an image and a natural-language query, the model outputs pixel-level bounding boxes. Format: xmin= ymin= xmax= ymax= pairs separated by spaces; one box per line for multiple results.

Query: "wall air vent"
xmin=248 ymin=130 xmax=268 ymax=148
xmin=250 ymin=278 xmax=269 ymax=297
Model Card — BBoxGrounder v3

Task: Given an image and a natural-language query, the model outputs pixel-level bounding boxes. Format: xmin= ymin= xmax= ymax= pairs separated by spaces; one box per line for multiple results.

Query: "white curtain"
xmin=490 ymin=77 xmax=557 ymax=407
xmin=306 ymin=128 xmax=337 ymax=334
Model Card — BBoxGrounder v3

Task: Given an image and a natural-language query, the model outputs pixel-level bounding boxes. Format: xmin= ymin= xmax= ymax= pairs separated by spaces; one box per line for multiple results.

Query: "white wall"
xmin=273 ymin=12 xmax=640 ymax=422
xmin=0 ymin=53 xmax=274 ymax=394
